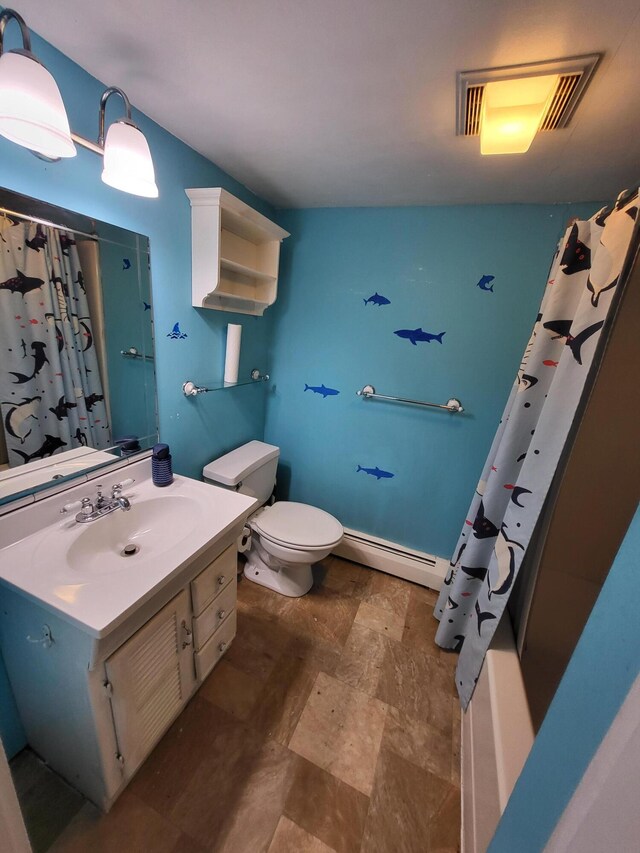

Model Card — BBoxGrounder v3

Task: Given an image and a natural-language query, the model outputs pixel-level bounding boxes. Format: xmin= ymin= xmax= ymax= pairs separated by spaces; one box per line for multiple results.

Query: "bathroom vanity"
xmin=0 ymin=457 xmax=256 ymax=810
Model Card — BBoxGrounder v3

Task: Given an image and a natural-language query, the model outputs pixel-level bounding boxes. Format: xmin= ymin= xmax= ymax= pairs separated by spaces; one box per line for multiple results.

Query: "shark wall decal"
xmin=363 ymin=292 xmax=391 ymax=306
xmin=394 ymin=328 xmax=445 ymax=346
xmin=476 ymin=274 xmax=495 ymax=292
xmin=304 ymin=384 xmax=339 ymax=398
xmin=356 ymin=465 xmax=394 ymax=480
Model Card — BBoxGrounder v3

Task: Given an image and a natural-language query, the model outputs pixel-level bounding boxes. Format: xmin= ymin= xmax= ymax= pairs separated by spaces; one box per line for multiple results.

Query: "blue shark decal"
xmin=122 ymin=258 xmax=131 ymax=271
xmin=363 ymin=292 xmax=391 ymax=306
xmin=394 ymin=328 xmax=445 ymax=346
xmin=477 ymin=274 xmax=495 ymax=292
xmin=304 ymin=383 xmax=340 ymax=398
xmin=143 ymin=302 xmax=151 ymax=311
xmin=357 ymin=465 xmax=394 ymax=480
xmin=167 ymin=322 xmax=188 ymax=340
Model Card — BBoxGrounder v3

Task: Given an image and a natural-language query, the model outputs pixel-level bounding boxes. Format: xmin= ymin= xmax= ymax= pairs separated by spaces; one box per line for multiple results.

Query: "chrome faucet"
xmin=61 ymin=479 xmax=134 ymax=523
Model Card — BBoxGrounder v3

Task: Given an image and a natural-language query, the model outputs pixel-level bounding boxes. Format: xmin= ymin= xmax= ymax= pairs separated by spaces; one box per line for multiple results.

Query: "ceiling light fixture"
xmin=0 ymin=8 xmax=158 ymax=198
xmin=480 ymin=74 xmax=558 ymax=155
xmin=456 ymin=55 xmax=601 ymax=156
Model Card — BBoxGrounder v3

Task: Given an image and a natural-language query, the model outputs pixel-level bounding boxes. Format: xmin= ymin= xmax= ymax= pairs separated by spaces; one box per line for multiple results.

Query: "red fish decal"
xmin=465 ymin=520 xmax=473 ymax=526
xmin=504 ymin=484 xmax=515 ymax=489
xmin=491 ymin=465 xmax=497 ymax=471
xmin=543 ymin=359 xmax=558 ymax=366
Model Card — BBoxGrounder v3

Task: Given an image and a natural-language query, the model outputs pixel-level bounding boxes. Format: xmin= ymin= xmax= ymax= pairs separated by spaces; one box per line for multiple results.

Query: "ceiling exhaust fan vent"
xmin=539 ymin=73 xmax=581 ymax=130
xmin=464 ymin=85 xmax=484 ymax=136
xmin=456 ymin=54 xmax=601 ymax=137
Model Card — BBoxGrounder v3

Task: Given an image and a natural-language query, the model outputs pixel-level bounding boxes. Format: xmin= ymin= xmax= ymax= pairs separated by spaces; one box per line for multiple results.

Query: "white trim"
xmin=332 ymin=527 xmax=447 ymax=590
xmin=544 ymin=673 xmax=640 ymax=853
xmin=462 ymin=616 xmax=534 ymax=853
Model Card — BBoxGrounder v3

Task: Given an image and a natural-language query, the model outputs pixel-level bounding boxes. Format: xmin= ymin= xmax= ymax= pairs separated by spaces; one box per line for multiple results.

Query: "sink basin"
xmin=0 ymin=468 xmax=257 ymax=637
xmin=64 ymin=495 xmax=203 ymax=576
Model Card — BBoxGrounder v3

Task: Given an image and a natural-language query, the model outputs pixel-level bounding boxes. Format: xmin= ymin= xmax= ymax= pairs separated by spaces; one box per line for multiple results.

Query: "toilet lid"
xmin=253 ymin=502 xmax=343 ymax=549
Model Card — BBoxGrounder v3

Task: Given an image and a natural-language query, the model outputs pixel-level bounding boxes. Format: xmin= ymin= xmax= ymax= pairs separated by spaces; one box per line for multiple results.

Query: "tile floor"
xmin=13 ymin=556 xmax=461 ymax=852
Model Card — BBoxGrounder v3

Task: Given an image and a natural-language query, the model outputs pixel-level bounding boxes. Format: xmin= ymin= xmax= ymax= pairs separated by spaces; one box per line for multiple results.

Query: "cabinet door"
xmin=104 ymin=589 xmax=195 ymax=778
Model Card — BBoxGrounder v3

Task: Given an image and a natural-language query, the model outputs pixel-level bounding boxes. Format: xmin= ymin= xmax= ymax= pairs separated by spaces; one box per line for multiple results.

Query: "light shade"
xmin=480 ymin=74 xmax=558 ymax=155
xmin=101 ymin=120 xmax=158 ymax=197
xmin=0 ymin=51 xmax=76 ymax=158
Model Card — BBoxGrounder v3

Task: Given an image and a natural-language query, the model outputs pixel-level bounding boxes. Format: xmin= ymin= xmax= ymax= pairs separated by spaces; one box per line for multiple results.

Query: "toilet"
xmin=203 ymin=440 xmax=343 ymax=597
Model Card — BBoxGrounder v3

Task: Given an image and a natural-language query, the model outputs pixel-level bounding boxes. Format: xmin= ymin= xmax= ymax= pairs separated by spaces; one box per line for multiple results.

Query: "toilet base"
xmin=244 ymin=549 xmax=313 ymax=597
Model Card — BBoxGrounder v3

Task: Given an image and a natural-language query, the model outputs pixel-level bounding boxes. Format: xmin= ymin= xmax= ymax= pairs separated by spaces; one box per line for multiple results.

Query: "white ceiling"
xmin=12 ymin=0 xmax=640 ymax=208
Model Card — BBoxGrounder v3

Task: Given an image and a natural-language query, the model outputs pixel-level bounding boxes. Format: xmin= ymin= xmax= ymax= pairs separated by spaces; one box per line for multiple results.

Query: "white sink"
xmin=0 ymin=463 xmax=257 ymax=637
xmin=48 ymin=495 xmax=204 ymax=577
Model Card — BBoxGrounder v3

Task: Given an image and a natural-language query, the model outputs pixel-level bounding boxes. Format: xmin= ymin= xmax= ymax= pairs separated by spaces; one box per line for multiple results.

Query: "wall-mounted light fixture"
xmin=456 ymin=55 xmax=601 ymax=156
xmin=0 ymin=8 xmax=158 ymax=197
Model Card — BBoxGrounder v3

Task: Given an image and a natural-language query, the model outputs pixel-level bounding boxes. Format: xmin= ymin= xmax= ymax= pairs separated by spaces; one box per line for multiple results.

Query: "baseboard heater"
xmin=332 ymin=527 xmax=448 ymax=591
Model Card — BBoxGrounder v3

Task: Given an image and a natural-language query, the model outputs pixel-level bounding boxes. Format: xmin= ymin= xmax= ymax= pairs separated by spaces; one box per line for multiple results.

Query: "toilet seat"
xmin=252 ymin=501 xmax=343 ymax=551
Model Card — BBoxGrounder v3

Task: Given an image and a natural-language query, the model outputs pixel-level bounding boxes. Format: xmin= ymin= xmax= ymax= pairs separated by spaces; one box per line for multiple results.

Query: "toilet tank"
xmin=203 ymin=440 xmax=280 ymax=504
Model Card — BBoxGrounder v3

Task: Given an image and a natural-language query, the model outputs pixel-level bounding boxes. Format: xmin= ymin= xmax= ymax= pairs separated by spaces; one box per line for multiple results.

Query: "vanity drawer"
xmin=193 ymin=576 xmax=237 ymax=650
xmin=194 ymin=610 xmax=236 ymax=681
xmin=191 ymin=544 xmax=236 ymax=615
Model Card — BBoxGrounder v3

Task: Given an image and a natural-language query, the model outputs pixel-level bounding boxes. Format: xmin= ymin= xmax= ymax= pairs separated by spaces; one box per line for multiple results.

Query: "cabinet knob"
xmin=217 ymin=609 xmax=226 ymax=621
xmin=218 ymin=641 xmax=227 ymax=653
xmin=217 ymin=575 xmax=226 ymax=586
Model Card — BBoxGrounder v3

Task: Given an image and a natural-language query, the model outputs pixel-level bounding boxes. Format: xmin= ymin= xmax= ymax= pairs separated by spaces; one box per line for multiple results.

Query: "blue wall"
xmin=265 ymin=203 xmax=599 ymax=558
xmin=489 ymin=503 xmax=640 ymax=852
xmin=0 ymin=19 xmax=276 ymax=757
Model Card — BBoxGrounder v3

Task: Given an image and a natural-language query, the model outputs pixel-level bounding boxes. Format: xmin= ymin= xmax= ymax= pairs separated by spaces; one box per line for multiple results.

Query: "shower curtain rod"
xmin=0 ymin=207 xmax=98 ymax=242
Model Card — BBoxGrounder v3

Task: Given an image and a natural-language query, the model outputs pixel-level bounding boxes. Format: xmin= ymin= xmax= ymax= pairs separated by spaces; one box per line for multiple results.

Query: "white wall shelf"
xmin=186 ymin=187 xmax=289 ymax=316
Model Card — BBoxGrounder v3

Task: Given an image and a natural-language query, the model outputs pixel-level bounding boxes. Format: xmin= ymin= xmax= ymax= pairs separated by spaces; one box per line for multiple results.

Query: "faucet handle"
xmin=112 ymin=478 xmax=135 ymax=497
xmin=80 ymin=497 xmax=94 ymax=517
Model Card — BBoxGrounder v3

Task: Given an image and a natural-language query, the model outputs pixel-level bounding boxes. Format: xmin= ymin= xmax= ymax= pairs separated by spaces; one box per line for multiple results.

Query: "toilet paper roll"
xmin=224 ymin=323 xmax=242 ymax=384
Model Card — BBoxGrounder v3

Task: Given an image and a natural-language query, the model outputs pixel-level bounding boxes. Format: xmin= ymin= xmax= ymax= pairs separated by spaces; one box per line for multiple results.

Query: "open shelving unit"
xmin=186 ymin=187 xmax=290 ymax=315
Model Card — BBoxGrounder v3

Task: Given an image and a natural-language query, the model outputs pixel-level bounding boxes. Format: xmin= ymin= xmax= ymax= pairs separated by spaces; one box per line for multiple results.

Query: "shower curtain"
xmin=434 ymin=189 xmax=639 ymax=709
xmin=0 ymin=217 xmax=110 ymax=465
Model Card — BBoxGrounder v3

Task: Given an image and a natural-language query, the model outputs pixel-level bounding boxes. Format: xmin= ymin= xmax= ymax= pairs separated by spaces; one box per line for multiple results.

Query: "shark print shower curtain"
xmin=0 ymin=217 xmax=110 ymax=465
xmin=434 ymin=189 xmax=639 ymax=709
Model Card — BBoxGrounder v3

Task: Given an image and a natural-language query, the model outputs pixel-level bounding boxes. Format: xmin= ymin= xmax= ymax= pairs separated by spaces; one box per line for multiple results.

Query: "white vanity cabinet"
xmin=103 ymin=589 xmax=195 ymax=779
xmin=0 ymin=539 xmax=240 ymax=810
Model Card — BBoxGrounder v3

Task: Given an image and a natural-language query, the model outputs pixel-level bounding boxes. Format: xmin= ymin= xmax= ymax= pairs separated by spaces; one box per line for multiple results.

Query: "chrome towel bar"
xmin=121 ymin=347 xmax=154 ymax=362
xmin=356 ymin=385 xmax=464 ymax=413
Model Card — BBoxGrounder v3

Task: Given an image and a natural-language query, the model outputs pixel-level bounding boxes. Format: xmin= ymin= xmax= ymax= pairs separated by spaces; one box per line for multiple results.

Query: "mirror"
xmin=0 ymin=188 xmax=157 ymax=504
